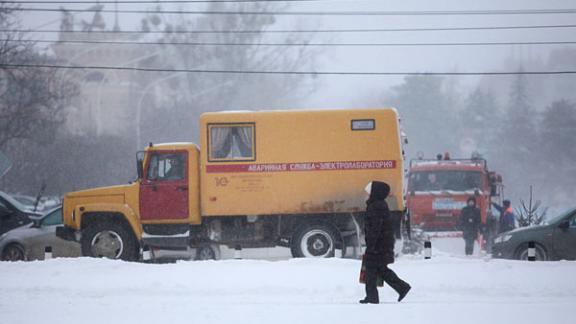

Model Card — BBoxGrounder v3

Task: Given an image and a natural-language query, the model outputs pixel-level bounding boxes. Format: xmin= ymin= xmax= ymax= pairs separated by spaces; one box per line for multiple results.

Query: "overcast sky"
xmin=18 ymin=0 xmax=576 ymax=106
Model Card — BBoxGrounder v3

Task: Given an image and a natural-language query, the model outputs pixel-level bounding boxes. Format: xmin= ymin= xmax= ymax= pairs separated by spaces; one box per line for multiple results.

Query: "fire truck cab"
xmin=406 ymin=153 xmax=502 ymax=231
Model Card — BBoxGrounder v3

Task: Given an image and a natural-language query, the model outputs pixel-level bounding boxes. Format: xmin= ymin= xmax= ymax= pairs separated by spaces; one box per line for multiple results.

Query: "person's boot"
xmin=359 ymin=297 xmax=379 ymax=304
xmin=397 ymin=282 xmax=411 ymax=302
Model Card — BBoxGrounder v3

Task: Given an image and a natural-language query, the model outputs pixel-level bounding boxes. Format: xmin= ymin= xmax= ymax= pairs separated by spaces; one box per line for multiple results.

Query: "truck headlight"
xmin=495 ymin=234 xmax=512 ymax=243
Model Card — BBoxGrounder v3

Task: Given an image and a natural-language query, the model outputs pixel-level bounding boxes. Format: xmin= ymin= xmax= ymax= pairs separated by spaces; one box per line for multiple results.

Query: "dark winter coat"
xmin=459 ymin=205 xmax=481 ymax=239
xmin=364 ymin=181 xmax=395 ymax=266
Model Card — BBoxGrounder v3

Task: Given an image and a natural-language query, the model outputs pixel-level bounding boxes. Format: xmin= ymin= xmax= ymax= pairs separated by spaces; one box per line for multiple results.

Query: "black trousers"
xmin=464 ymin=237 xmax=475 ymax=255
xmin=365 ymin=262 xmax=408 ymax=302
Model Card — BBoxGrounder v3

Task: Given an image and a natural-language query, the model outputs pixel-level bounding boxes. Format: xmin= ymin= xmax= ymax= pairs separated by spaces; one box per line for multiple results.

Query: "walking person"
xmin=360 ymin=181 xmax=411 ymax=304
xmin=459 ymin=196 xmax=481 ymax=256
xmin=492 ymin=200 xmax=516 ymax=234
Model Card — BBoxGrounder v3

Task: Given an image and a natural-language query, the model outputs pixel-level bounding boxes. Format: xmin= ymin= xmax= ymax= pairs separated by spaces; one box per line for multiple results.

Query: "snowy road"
xmin=1 ymin=254 xmax=574 ymax=324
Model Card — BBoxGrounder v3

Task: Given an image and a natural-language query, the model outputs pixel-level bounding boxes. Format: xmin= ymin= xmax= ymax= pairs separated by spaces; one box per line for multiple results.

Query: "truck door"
xmin=140 ymin=151 xmax=189 ymax=221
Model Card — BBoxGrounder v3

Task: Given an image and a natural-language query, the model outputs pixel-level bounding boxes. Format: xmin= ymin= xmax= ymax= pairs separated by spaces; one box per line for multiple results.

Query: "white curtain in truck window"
xmin=210 ymin=127 xmax=233 ymax=159
xmin=235 ymin=127 xmax=253 ymax=158
xmin=210 ymin=126 xmax=253 ymax=159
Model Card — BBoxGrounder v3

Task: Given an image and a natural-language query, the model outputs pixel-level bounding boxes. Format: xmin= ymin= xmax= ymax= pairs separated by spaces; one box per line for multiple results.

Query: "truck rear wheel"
xmin=291 ymin=224 xmax=339 ymax=258
xmin=81 ymin=220 xmax=139 ymax=261
xmin=194 ymin=244 xmax=220 ymax=261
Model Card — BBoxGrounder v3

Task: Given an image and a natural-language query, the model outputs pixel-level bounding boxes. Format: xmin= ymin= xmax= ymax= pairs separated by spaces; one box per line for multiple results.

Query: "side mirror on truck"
xmin=490 ymin=184 xmax=498 ymax=196
xmin=136 ymin=152 xmax=144 ymax=179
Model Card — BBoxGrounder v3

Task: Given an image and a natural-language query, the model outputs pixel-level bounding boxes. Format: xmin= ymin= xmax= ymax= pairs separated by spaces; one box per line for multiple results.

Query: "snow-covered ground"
xmin=1 ymin=241 xmax=575 ymax=324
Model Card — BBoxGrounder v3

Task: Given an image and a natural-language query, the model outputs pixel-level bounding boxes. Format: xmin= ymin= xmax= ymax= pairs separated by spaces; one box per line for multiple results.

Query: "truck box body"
xmin=199 ymin=109 xmax=405 ymax=216
xmin=57 ymin=108 xmax=407 ymax=260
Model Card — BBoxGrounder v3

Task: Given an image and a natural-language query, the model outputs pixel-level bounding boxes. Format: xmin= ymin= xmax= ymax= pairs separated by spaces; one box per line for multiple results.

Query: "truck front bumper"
xmin=56 ymin=226 xmax=79 ymax=242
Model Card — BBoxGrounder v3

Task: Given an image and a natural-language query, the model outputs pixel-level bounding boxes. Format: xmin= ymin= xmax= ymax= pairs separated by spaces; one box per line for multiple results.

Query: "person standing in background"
xmin=493 ymin=200 xmax=516 ymax=233
xmin=459 ymin=196 xmax=481 ymax=256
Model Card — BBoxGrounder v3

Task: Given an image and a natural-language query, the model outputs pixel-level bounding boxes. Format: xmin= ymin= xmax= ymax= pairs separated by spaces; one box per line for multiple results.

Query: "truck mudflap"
xmin=56 ymin=226 xmax=78 ymax=242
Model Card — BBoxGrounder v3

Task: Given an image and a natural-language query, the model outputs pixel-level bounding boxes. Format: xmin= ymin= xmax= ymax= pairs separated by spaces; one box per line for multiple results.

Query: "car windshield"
xmin=409 ymin=171 xmax=482 ymax=192
xmin=40 ymin=207 xmax=62 ymax=226
xmin=0 ymin=191 xmax=32 ymax=212
xmin=543 ymin=208 xmax=576 ymax=225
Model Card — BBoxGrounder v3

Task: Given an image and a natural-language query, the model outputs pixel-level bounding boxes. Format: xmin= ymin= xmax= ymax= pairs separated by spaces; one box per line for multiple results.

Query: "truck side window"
xmin=147 ymin=153 xmax=186 ymax=181
xmin=209 ymin=124 xmax=255 ymax=161
xmin=147 ymin=155 xmax=159 ymax=180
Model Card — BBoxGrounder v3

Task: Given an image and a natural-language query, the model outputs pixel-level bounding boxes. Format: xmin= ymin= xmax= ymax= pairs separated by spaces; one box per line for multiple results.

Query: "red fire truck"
xmin=406 ymin=153 xmax=503 ymax=231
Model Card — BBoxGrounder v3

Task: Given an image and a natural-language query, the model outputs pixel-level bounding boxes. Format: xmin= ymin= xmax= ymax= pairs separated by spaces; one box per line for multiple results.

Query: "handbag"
xmin=359 ymin=254 xmax=384 ymax=287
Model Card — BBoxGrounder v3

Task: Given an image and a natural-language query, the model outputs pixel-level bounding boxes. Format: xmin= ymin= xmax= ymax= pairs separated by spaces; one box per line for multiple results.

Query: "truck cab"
xmin=406 ymin=154 xmax=502 ymax=231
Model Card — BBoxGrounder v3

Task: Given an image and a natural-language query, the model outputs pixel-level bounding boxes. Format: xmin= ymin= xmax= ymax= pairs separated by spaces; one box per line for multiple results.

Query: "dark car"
xmin=0 ymin=191 xmax=42 ymax=235
xmin=492 ymin=208 xmax=576 ymax=261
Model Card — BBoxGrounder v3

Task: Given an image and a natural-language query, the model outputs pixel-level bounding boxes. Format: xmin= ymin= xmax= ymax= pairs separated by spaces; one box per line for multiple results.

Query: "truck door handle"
xmin=176 ymin=186 xmax=188 ymax=192
xmin=151 ymin=185 xmax=157 ymax=192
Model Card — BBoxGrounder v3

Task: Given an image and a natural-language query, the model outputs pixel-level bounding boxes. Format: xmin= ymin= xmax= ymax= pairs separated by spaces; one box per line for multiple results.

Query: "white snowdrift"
xmin=0 ymin=256 xmax=574 ymax=324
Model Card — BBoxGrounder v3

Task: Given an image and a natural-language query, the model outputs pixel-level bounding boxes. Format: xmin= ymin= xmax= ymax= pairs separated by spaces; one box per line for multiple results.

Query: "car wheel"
xmin=81 ymin=221 xmax=139 ymax=261
xmin=291 ymin=224 xmax=340 ymax=258
xmin=194 ymin=244 xmax=219 ymax=261
xmin=516 ymin=243 xmax=548 ymax=261
xmin=1 ymin=243 xmax=26 ymax=261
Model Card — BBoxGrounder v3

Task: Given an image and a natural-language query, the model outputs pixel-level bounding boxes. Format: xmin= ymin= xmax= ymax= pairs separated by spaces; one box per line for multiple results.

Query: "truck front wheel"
xmin=291 ymin=224 xmax=339 ymax=258
xmin=81 ymin=221 xmax=139 ymax=261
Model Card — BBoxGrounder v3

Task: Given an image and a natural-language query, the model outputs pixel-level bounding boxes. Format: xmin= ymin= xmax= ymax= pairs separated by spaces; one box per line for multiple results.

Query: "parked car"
xmin=10 ymin=193 xmax=62 ymax=213
xmin=0 ymin=191 xmax=42 ymax=235
xmin=492 ymin=207 xmax=576 ymax=261
xmin=0 ymin=207 xmax=81 ymax=261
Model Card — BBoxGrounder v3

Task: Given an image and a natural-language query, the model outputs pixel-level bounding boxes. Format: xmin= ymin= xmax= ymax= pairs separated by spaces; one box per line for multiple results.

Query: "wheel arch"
xmin=78 ymin=204 xmax=142 ymax=239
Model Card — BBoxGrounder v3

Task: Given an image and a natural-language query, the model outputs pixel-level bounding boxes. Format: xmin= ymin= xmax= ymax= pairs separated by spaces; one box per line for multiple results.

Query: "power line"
xmin=2 ymin=63 xmax=576 ymax=76
xmin=9 ymin=38 xmax=576 ymax=47
xmin=11 ymin=7 xmax=576 ymax=16
xmin=4 ymin=24 xmax=576 ymax=34
xmin=1 ymin=0 xmax=330 ymax=3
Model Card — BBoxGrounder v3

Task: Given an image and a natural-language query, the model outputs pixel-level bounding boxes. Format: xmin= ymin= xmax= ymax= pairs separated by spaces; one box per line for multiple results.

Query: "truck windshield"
xmin=409 ymin=171 xmax=482 ymax=192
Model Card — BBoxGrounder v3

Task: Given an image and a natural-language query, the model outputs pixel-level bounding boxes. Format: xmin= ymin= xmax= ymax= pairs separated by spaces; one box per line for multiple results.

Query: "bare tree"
xmin=135 ymin=2 xmax=319 ymax=145
xmin=0 ymin=3 xmax=78 ymax=150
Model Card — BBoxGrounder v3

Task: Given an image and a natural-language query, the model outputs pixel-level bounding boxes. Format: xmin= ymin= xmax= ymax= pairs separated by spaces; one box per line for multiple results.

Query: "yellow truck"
xmin=56 ymin=108 xmax=406 ymax=261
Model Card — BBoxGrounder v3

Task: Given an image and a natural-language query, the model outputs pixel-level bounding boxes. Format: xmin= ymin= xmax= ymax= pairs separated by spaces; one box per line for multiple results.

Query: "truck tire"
xmin=194 ymin=244 xmax=219 ymax=261
xmin=291 ymin=224 xmax=339 ymax=258
xmin=81 ymin=220 xmax=139 ymax=261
